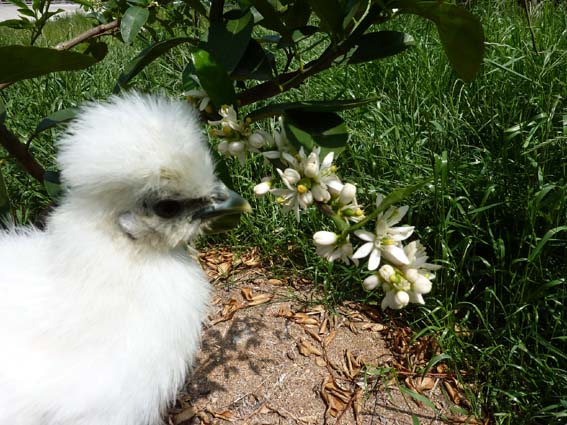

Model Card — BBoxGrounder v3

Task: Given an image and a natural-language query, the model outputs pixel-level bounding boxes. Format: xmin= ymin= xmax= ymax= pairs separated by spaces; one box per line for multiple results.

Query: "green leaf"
xmin=7 ymin=0 xmax=29 ymax=9
xmin=396 ymin=1 xmax=484 ymax=81
xmin=114 ymin=37 xmax=195 ymax=92
xmin=283 ymin=109 xmax=348 ymax=150
xmin=0 ymin=99 xmax=6 ymax=125
xmin=28 ymin=108 xmax=78 ymax=143
xmin=348 ymin=31 xmax=415 ymax=64
xmin=283 ymin=1 xmax=311 ymax=30
xmin=185 ymin=0 xmax=209 ymax=18
xmin=528 ymin=225 xmax=567 ymax=262
xmin=120 ymin=6 xmax=150 ymax=44
xmin=0 ymin=167 xmax=11 ymax=221
xmin=81 ymin=40 xmax=108 ymax=62
xmin=181 ymin=61 xmax=199 ymax=92
xmin=246 ymin=98 xmax=378 ymax=122
xmin=0 ymin=45 xmax=98 ymax=84
xmin=249 ymin=0 xmax=290 ymax=40
xmin=231 ymin=39 xmax=274 ymax=81
xmin=398 ymin=385 xmax=437 ymax=411
xmin=207 ymin=10 xmax=253 ymax=72
xmin=191 ymin=49 xmax=236 ymax=108
xmin=0 ymin=18 xmax=34 ymax=30
xmin=43 ymin=170 xmax=64 ymax=201
xmin=376 ymin=180 xmax=428 ymax=214
xmin=307 ymin=0 xmax=342 ymax=36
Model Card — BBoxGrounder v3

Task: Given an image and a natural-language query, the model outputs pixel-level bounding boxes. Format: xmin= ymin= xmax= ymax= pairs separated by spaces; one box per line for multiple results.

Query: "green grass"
xmin=1 ymin=2 xmax=567 ymax=423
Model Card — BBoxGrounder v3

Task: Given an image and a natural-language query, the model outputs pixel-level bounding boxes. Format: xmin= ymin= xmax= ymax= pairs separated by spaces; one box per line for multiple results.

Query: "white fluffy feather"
xmin=0 ymin=93 xmax=235 ymax=424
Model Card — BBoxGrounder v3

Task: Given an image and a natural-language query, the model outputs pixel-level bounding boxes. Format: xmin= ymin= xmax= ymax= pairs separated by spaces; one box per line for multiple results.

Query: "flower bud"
xmin=405 ymin=269 xmax=432 ymax=294
xmin=303 ymin=152 xmax=319 ymax=178
xmin=228 ymin=141 xmax=245 ymax=155
xmin=283 ymin=168 xmax=301 ymax=185
xmin=313 ymin=231 xmax=338 ymax=247
xmin=362 ymin=274 xmax=380 ymax=291
xmin=254 ymin=178 xmax=272 ymax=196
xmin=248 ymin=132 xmax=267 ymax=149
xmin=217 ymin=140 xmax=229 ymax=155
xmin=378 ymin=264 xmax=395 ymax=283
xmin=393 ymin=290 xmax=410 ymax=309
xmin=339 ymin=183 xmax=357 ymax=205
xmin=312 ymin=185 xmax=331 ymax=203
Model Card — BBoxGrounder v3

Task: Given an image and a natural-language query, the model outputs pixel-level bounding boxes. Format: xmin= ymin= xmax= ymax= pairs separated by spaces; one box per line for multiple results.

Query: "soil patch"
xmin=166 ymin=248 xmax=477 ymax=425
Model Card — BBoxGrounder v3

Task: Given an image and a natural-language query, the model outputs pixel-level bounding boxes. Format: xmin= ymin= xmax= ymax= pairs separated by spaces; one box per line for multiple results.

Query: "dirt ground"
xmin=166 ymin=248 xmax=480 ymax=425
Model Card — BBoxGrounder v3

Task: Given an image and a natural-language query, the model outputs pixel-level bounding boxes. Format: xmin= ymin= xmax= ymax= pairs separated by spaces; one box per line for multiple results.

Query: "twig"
xmin=237 ymin=6 xmax=384 ymax=106
xmin=55 ymin=19 xmax=119 ymax=50
xmin=0 ymin=124 xmax=45 ymax=182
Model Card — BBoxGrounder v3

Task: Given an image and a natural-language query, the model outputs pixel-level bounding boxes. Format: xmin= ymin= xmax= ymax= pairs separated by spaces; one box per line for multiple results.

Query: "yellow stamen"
xmin=382 ymin=238 xmax=395 ymax=245
xmin=389 ymin=274 xmax=401 ymax=284
xmin=297 ymin=184 xmax=308 ymax=194
xmin=355 ymin=208 xmax=364 ymax=217
xmin=276 ymin=196 xmax=285 ymax=204
xmin=222 ymin=126 xmax=232 ymax=135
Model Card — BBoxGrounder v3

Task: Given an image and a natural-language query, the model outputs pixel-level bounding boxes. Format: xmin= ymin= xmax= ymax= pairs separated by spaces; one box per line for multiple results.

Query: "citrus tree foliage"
xmin=0 ymin=0 xmax=484 ymax=308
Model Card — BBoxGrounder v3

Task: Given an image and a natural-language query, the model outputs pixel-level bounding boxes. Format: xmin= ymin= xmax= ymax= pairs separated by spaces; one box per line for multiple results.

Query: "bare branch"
xmin=54 ymin=19 xmax=119 ymax=51
xmin=0 ymin=124 xmax=45 ymax=183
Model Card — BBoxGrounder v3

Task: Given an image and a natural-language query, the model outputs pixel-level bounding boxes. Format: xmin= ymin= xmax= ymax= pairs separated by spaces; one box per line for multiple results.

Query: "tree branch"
xmin=55 ymin=19 xmax=119 ymax=50
xmin=0 ymin=124 xmax=45 ymax=183
xmin=237 ymin=7 xmax=384 ymax=106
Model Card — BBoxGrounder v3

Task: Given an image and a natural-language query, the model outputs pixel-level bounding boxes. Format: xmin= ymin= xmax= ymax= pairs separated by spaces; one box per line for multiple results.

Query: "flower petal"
xmin=381 ymin=244 xmax=410 ymax=266
xmin=368 ymin=248 xmax=381 ymax=271
xmin=354 ymin=230 xmax=375 ymax=242
xmin=352 ymin=242 xmax=373 ymax=259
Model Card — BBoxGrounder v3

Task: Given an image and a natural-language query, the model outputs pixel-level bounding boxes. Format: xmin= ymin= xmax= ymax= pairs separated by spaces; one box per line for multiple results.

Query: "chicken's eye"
xmin=153 ymin=199 xmax=183 ymax=219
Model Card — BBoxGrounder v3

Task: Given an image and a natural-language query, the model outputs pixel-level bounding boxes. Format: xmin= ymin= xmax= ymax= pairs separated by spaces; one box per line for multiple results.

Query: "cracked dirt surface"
xmin=166 ymin=248 xmax=479 ymax=425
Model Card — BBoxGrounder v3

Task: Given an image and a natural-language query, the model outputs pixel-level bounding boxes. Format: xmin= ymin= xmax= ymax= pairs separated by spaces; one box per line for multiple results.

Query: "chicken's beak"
xmin=197 ymin=188 xmax=251 ymax=234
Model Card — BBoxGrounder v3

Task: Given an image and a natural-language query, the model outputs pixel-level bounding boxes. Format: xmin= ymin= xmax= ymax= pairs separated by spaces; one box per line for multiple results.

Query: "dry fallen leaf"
xmin=444 ymin=380 xmax=461 ymax=405
xmin=321 ymin=376 xmax=352 ymax=417
xmin=217 ymin=262 xmax=232 ymax=275
xmin=209 ymin=409 xmax=237 ymax=422
xmin=173 ymin=406 xmax=196 ymax=424
xmin=240 ymin=287 xmax=273 ymax=306
xmin=209 ymin=298 xmax=242 ymax=325
xmin=267 ymin=278 xmax=284 ymax=285
xmin=297 ymin=339 xmax=322 ymax=357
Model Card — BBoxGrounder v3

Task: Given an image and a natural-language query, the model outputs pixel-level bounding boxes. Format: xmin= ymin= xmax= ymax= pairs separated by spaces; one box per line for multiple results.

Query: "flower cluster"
xmin=208 ymin=106 xmax=273 ymax=166
xmin=203 ymin=100 xmax=441 ymax=310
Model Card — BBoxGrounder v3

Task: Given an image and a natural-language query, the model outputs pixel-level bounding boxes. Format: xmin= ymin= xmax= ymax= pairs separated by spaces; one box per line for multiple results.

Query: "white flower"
xmin=381 ymin=290 xmax=410 ymax=310
xmin=337 ymin=183 xmax=364 ymax=223
xmin=313 ymin=233 xmax=357 ymax=265
xmin=313 ymin=231 xmax=338 ymax=246
xmin=362 ymin=274 xmax=379 ymax=290
xmin=183 ymin=77 xmax=212 ymax=112
xmin=376 ymin=264 xmax=411 ymax=310
xmin=400 ymin=240 xmax=441 ymax=304
xmin=339 ymin=183 xmax=356 ymax=205
xmin=248 ymin=131 xmax=273 ymax=149
xmin=254 ymin=178 xmax=272 ymax=196
xmin=209 ymin=105 xmax=248 ymax=139
xmin=352 ymin=196 xmax=414 ymax=270
xmin=263 ymin=117 xmax=293 ymax=160
xmin=184 ymin=88 xmax=211 ymax=112
xmin=272 ymin=168 xmax=314 ymax=221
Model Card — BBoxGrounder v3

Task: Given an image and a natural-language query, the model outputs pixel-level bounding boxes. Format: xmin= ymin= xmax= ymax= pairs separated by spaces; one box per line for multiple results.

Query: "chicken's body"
xmin=0 ymin=93 xmax=248 ymax=425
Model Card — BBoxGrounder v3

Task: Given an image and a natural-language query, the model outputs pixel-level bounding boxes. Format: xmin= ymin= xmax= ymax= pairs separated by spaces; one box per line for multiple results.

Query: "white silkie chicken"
xmin=0 ymin=93 xmax=250 ymax=425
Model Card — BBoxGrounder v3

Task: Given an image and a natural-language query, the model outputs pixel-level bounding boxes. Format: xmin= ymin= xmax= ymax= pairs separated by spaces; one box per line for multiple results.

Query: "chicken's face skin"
xmin=0 ymin=93 xmax=249 ymax=425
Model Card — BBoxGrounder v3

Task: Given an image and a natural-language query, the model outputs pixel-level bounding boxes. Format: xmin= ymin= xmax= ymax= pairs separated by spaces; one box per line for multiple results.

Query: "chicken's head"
xmin=55 ymin=92 xmax=250 ymax=249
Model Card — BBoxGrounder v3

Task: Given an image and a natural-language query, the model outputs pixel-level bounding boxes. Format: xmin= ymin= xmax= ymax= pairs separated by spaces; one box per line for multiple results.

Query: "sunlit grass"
xmin=1 ymin=1 xmax=566 ymax=423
